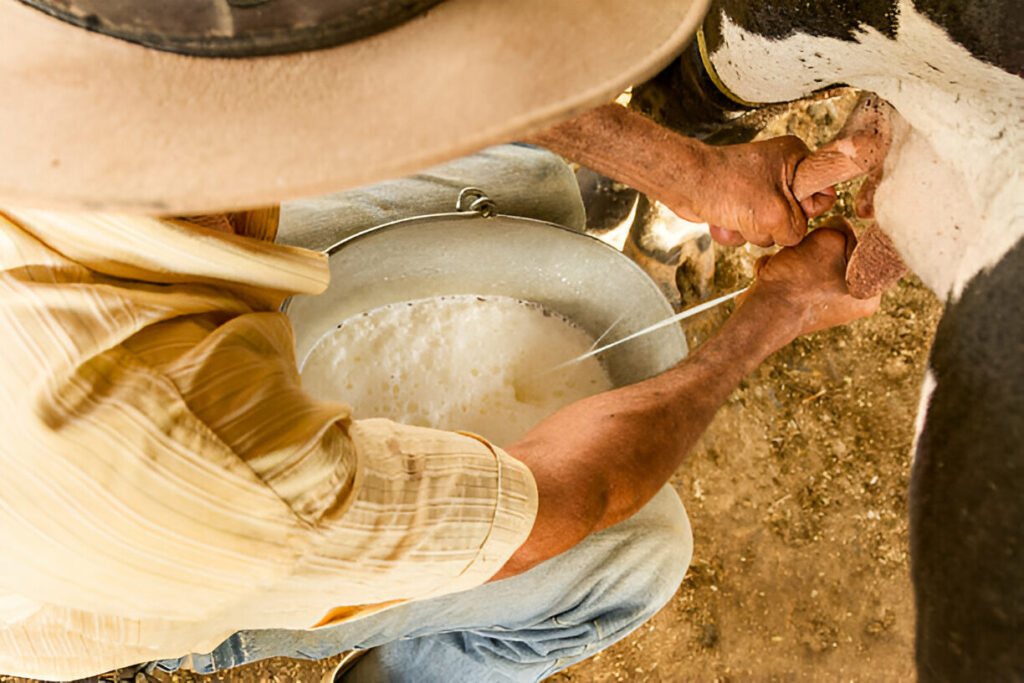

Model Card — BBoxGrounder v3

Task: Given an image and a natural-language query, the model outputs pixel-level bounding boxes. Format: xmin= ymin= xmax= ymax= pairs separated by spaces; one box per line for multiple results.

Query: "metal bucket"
xmin=283 ymin=210 xmax=687 ymax=388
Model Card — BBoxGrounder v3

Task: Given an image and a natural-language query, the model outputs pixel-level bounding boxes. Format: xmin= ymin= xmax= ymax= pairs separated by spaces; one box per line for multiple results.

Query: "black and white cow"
xmin=634 ymin=1 xmax=1023 ymax=679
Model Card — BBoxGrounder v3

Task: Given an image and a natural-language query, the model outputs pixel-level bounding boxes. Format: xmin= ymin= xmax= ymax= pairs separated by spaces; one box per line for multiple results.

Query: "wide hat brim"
xmin=0 ymin=0 xmax=708 ymax=214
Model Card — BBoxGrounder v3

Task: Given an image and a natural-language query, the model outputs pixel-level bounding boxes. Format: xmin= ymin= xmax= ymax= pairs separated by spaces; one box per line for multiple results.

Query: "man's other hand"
xmin=739 ymin=219 xmax=882 ymax=342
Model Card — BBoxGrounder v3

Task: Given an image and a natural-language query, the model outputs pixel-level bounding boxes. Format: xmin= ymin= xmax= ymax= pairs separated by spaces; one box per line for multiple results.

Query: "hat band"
xmin=17 ymin=0 xmax=444 ymax=57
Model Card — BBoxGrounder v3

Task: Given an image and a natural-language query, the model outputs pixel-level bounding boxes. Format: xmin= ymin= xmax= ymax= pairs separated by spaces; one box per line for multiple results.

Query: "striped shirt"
xmin=0 ymin=208 xmax=538 ymax=680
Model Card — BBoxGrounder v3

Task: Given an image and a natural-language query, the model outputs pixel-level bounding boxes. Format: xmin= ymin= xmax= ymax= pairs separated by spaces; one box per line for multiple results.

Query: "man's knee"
xmin=623 ymin=485 xmax=693 ymax=610
xmin=587 ymin=485 xmax=692 ymax=624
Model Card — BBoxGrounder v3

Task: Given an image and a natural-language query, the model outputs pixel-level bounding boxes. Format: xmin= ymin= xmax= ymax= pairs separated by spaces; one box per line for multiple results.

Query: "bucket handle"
xmin=456 ymin=187 xmax=497 ymax=218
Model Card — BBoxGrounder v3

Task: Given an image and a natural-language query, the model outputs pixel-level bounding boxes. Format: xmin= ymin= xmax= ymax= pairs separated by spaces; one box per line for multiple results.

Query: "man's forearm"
xmin=525 ymin=103 xmax=714 ymax=223
xmin=496 ymin=300 xmax=798 ymax=579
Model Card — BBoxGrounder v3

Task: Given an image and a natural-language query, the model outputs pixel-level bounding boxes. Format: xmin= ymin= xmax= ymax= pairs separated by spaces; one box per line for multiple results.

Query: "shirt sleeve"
xmin=0 ymin=210 xmax=538 ymax=679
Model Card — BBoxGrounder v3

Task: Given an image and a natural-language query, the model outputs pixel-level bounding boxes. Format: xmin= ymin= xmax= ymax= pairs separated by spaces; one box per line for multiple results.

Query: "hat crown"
xmin=18 ymin=0 xmax=443 ymax=56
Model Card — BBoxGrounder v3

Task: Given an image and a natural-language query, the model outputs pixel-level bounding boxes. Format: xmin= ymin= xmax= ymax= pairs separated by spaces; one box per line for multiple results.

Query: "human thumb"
xmin=792 ymin=141 xmax=874 ymax=201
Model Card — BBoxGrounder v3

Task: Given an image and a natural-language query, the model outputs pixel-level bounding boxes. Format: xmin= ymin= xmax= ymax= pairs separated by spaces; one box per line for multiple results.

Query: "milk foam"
xmin=300 ymin=294 xmax=613 ymax=445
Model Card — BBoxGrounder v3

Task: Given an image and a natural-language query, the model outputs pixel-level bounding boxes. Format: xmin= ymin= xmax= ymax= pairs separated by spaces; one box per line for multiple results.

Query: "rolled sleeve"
xmin=337 ymin=420 xmax=536 ymax=599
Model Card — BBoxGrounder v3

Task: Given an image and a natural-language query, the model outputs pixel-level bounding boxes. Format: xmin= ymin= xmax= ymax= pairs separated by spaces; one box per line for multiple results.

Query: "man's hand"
xmin=739 ymin=220 xmax=882 ymax=342
xmin=696 ymin=136 xmax=835 ymax=248
xmin=710 ymin=94 xmax=895 ymax=248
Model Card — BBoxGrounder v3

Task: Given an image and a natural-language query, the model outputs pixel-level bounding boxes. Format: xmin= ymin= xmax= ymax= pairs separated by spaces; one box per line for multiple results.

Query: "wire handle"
xmin=456 ymin=187 xmax=497 ymax=217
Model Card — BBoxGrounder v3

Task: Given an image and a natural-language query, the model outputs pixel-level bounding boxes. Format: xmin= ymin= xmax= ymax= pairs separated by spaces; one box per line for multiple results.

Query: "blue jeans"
xmin=151 ymin=485 xmax=691 ymax=682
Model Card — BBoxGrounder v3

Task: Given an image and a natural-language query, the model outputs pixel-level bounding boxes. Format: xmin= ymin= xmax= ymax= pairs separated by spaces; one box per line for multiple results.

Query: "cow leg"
xmin=911 ymin=236 xmax=1024 ymax=681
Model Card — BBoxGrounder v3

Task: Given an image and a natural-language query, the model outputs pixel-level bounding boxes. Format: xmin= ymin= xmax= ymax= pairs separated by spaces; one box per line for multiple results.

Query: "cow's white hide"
xmin=708 ymin=0 xmax=1024 ymax=300
xmin=911 ymin=369 xmax=937 ymax=462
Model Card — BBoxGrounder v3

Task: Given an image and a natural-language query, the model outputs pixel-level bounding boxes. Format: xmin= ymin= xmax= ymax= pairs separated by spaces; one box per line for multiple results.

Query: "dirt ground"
xmin=2 ymin=90 xmax=944 ymax=683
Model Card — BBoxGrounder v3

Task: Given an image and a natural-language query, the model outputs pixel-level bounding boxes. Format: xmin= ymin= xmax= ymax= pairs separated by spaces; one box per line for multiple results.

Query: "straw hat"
xmin=0 ymin=0 xmax=708 ymax=214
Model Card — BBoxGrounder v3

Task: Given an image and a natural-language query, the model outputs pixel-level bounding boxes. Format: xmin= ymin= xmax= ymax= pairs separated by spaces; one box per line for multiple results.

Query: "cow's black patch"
xmin=911 ymin=237 xmax=1024 ymax=680
xmin=703 ymin=0 xmax=900 ymax=53
xmin=913 ymin=0 xmax=1024 ymax=76
xmin=701 ymin=0 xmax=1022 ymax=78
